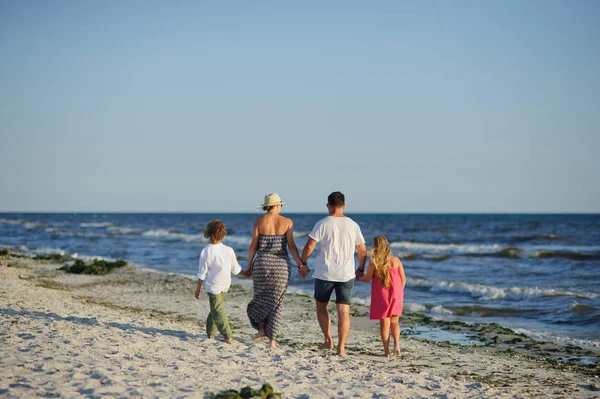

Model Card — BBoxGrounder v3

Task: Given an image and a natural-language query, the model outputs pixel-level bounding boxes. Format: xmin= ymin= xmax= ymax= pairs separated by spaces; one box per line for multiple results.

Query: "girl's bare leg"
xmin=379 ymin=318 xmax=391 ymax=357
xmin=390 ymin=315 xmax=400 ymax=356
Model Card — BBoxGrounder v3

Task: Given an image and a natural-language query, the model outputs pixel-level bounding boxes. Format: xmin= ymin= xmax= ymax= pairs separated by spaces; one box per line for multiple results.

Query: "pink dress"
xmin=369 ymin=268 xmax=404 ymax=320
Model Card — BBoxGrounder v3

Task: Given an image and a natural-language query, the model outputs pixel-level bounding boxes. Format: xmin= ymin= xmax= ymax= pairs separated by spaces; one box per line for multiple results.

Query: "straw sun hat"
xmin=260 ymin=193 xmax=285 ymax=208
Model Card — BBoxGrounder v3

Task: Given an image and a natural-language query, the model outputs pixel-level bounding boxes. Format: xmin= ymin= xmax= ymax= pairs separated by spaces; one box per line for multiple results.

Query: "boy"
xmin=194 ymin=219 xmax=242 ymax=343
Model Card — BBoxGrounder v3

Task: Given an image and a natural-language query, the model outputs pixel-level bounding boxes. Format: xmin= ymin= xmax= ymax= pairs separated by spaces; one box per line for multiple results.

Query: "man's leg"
xmin=334 ymin=279 xmax=355 ymax=357
xmin=336 ymin=303 xmax=350 ymax=356
xmin=316 ymin=301 xmax=334 ymax=349
xmin=314 ymin=279 xmax=335 ymax=350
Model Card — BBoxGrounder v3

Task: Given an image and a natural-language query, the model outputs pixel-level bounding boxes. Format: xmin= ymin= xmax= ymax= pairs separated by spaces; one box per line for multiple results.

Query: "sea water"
xmin=1 ymin=213 xmax=598 ymax=349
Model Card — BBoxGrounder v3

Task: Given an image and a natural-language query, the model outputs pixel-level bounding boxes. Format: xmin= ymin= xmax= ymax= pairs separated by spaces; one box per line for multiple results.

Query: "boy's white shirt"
xmin=197 ymin=243 xmax=242 ymax=294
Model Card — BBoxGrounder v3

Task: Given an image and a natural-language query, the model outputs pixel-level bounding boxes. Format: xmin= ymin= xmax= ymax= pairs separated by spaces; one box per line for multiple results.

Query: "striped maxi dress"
xmin=247 ymin=234 xmax=291 ymax=340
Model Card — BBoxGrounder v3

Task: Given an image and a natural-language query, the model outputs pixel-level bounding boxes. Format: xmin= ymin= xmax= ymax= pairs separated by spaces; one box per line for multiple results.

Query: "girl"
xmin=358 ymin=235 xmax=406 ymax=357
xmin=194 ymin=219 xmax=242 ymax=343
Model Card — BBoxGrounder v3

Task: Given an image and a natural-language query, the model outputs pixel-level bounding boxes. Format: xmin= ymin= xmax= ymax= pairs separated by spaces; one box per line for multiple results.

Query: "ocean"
xmin=1 ymin=213 xmax=599 ymax=350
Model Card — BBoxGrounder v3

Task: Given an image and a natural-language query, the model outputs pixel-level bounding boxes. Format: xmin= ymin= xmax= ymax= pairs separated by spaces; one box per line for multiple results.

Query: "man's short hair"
xmin=328 ymin=191 xmax=345 ymax=207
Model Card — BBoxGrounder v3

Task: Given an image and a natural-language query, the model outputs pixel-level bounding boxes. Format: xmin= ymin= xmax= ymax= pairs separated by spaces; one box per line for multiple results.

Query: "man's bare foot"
xmin=253 ymin=328 xmax=266 ymax=340
xmin=319 ymin=340 xmax=334 ymax=350
xmin=269 ymin=340 xmax=277 ymax=349
xmin=207 ymin=336 xmax=215 ymax=340
xmin=224 ymin=338 xmax=232 ymax=344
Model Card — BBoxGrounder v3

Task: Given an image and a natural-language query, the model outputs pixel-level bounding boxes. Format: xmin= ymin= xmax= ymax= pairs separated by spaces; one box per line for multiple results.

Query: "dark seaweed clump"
xmin=59 ymin=259 xmax=127 ymax=275
xmin=0 ymin=249 xmax=8 ymax=257
xmin=207 ymin=383 xmax=281 ymax=399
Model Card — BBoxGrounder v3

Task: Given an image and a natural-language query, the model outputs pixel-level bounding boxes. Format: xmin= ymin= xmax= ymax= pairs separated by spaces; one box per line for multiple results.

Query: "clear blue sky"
xmin=1 ymin=1 xmax=598 ymax=213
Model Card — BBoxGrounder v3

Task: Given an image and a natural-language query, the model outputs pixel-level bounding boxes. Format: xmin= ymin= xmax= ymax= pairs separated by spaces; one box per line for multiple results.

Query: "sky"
xmin=0 ymin=1 xmax=599 ymax=213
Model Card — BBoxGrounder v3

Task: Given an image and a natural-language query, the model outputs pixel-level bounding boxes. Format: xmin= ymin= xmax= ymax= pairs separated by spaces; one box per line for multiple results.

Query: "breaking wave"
xmin=410 ymin=278 xmax=599 ymax=301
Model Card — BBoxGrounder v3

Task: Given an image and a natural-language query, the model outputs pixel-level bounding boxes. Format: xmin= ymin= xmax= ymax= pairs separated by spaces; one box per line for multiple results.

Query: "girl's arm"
xmin=245 ymin=219 xmax=260 ymax=275
xmin=396 ymin=257 xmax=406 ymax=289
xmin=358 ymin=260 xmax=375 ymax=283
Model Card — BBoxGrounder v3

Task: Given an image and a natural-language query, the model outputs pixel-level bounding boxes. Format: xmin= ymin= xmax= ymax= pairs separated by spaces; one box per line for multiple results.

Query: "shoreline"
xmin=1 ymin=250 xmax=599 ymax=398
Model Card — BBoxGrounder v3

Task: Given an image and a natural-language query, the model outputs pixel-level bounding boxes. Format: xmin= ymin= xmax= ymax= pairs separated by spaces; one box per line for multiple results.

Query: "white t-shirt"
xmin=309 ymin=216 xmax=365 ymax=282
xmin=197 ymin=243 xmax=242 ymax=294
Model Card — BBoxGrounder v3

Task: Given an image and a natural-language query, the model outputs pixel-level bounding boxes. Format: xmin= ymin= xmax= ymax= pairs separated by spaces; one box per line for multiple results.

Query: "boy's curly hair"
xmin=203 ymin=219 xmax=226 ymax=244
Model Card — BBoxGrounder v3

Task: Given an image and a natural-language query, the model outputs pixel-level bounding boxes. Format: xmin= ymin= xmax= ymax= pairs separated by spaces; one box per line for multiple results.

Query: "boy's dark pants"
xmin=207 ymin=292 xmax=232 ymax=339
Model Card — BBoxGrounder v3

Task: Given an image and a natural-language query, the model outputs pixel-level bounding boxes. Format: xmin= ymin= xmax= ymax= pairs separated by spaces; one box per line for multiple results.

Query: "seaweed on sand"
xmin=59 ymin=259 xmax=128 ymax=275
xmin=207 ymin=383 xmax=281 ymax=399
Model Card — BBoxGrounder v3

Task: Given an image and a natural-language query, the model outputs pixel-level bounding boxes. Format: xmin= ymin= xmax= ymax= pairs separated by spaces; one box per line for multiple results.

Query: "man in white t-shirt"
xmin=300 ymin=191 xmax=367 ymax=356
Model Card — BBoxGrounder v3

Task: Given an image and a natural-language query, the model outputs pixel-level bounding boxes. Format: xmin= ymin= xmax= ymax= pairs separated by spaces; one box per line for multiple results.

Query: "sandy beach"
xmin=1 ymin=252 xmax=598 ymax=398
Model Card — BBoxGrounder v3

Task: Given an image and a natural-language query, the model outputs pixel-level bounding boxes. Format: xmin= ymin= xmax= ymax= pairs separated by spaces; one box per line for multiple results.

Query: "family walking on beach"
xmin=194 ymin=191 xmax=406 ymax=357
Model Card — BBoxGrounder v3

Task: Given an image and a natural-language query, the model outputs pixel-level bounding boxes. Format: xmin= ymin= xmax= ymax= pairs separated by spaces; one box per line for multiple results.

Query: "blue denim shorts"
xmin=314 ymin=278 xmax=355 ymax=305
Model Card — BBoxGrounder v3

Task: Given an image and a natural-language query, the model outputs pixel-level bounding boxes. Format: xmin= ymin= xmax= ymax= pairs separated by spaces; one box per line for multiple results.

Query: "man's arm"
xmin=356 ymin=243 xmax=367 ymax=272
xmin=301 ymin=237 xmax=318 ymax=264
xmin=299 ymin=237 xmax=317 ymax=277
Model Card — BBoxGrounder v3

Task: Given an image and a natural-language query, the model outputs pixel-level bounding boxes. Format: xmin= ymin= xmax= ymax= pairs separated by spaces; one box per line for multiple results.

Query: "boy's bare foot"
xmin=269 ymin=340 xmax=277 ymax=349
xmin=224 ymin=338 xmax=232 ymax=344
xmin=253 ymin=328 xmax=267 ymax=340
xmin=319 ymin=340 xmax=334 ymax=350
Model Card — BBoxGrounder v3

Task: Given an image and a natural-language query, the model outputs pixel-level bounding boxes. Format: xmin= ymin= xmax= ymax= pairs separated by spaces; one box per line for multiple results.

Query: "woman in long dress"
xmin=242 ymin=193 xmax=304 ymax=348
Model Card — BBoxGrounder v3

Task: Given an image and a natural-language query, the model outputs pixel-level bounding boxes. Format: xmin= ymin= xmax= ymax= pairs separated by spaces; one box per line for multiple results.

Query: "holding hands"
xmin=298 ymin=264 xmax=310 ymax=279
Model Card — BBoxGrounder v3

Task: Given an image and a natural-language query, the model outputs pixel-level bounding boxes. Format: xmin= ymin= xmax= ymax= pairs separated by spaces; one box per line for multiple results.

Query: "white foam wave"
xmin=404 ymin=302 xmax=427 ymax=312
xmin=0 ymin=218 xmax=21 ymax=225
xmin=107 ymin=226 xmax=139 ymax=234
xmin=223 ymin=236 xmax=252 ymax=246
xmin=513 ymin=328 xmax=600 ymax=349
xmin=390 ymin=241 xmax=502 ymax=255
xmin=430 ymin=305 xmax=454 ymax=315
xmin=142 ymin=229 xmax=207 ymax=243
xmin=411 ymin=278 xmax=599 ymax=300
xmin=80 ymin=222 xmax=114 ymax=228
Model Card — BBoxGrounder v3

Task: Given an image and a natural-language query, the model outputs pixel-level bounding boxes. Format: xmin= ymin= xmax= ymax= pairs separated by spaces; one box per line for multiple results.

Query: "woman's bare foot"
xmin=383 ymin=352 xmax=391 ymax=358
xmin=393 ymin=346 xmax=400 ymax=356
xmin=337 ymin=349 xmax=347 ymax=357
xmin=269 ymin=340 xmax=277 ymax=349
xmin=224 ymin=338 xmax=232 ymax=344
xmin=253 ymin=328 xmax=266 ymax=340
xmin=319 ymin=340 xmax=334 ymax=350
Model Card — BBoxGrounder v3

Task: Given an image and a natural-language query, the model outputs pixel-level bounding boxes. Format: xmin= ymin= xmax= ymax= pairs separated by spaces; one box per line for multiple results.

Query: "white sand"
xmin=1 ymin=255 xmax=598 ymax=398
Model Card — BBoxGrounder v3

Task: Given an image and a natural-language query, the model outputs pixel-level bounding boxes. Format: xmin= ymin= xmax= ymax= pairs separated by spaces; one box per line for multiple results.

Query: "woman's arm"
xmin=358 ymin=260 xmax=375 ymax=283
xmin=285 ymin=220 xmax=303 ymax=267
xmin=245 ymin=218 xmax=260 ymax=275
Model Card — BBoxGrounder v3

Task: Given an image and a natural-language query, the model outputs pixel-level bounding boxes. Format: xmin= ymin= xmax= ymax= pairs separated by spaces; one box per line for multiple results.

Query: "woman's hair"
xmin=262 ymin=205 xmax=274 ymax=212
xmin=370 ymin=235 xmax=392 ymax=288
xmin=203 ymin=219 xmax=226 ymax=244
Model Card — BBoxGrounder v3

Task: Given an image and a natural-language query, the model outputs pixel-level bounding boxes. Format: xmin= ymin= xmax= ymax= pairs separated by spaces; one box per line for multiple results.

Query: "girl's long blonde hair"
xmin=370 ymin=235 xmax=392 ymax=288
